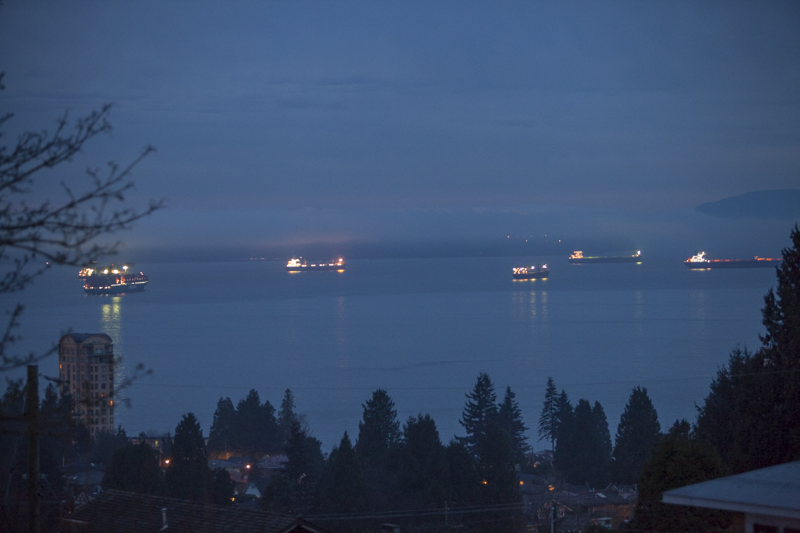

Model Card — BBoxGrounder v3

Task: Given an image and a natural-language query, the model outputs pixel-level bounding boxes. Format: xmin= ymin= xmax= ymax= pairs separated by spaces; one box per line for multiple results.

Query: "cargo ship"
xmin=84 ymin=265 xmax=149 ymax=294
xmin=512 ymin=264 xmax=549 ymax=280
xmin=568 ymin=251 xmax=642 ymax=264
xmin=684 ymin=252 xmax=782 ymax=270
xmin=285 ymin=257 xmax=346 ymax=272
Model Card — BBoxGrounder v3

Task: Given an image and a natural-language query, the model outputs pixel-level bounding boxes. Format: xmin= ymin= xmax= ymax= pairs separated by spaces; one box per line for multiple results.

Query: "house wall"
xmin=746 ymin=512 xmax=800 ymax=533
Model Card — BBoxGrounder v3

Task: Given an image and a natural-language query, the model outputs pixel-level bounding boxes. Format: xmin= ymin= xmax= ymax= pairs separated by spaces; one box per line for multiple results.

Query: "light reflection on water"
xmin=335 ymin=296 xmax=348 ymax=368
xmin=100 ymin=296 xmax=128 ymax=423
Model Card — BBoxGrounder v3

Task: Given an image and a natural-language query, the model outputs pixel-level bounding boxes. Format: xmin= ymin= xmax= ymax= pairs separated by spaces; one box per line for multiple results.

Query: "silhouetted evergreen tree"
xmin=611 ymin=386 xmax=661 ymax=484
xmin=354 ymin=389 xmax=402 ymax=512
xmin=498 ymin=386 xmax=530 ymax=464
xmin=553 ymin=389 xmax=571 ymax=444
xmin=696 ymin=226 xmax=800 ymax=472
xmin=538 ymin=377 xmax=558 ymax=451
xmin=632 ymin=420 xmax=730 ymax=532
xmin=235 ymin=389 xmax=281 ymax=456
xmin=103 ymin=441 xmax=166 ymax=495
xmin=355 ymin=389 xmax=401 ymax=464
xmin=458 ymin=373 xmax=498 ymax=458
xmin=445 ymin=440 xmax=480 ymax=507
xmin=278 ymin=388 xmax=302 ymax=447
xmin=91 ymin=425 xmax=129 ymax=466
xmin=474 ymin=418 xmax=523 ymax=532
xmin=165 ymin=413 xmax=210 ymax=503
xmin=552 ymin=391 xmax=574 ymax=475
xmin=317 ymin=432 xmax=366 ymax=521
xmin=455 ymin=379 xmax=525 ymax=531
xmin=555 ymin=399 xmax=611 ymax=488
xmin=398 ymin=414 xmax=450 ymax=511
xmin=210 ymin=467 xmax=236 ymax=505
xmin=207 ymin=397 xmax=236 ymax=457
xmin=761 ymin=224 xmax=800 ymax=367
xmin=589 ymin=401 xmax=612 ymax=487
xmin=268 ymin=419 xmax=324 ymax=515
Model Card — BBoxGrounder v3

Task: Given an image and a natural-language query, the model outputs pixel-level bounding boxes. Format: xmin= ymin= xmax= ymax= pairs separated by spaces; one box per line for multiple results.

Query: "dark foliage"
xmin=355 ymin=388 xmax=401 ymax=464
xmin=455 ymin=375 xmax=523 ymax=532
xmin=0 ymin=380 xmax=77 ymax=531
xmin=555 ymin=398 xmax=611 ymax=488
xmin=474 ymin=419 xmax=524 ymax=532
xmin=278 ymin=388 xmax=304 ymax=447
xmin=398 ymin=414 xmax=450 ymax=510
xmin=554 ymin=389 xmax=571 ymax=444
xmin=91 ymin=425 xmax=129 ymax=466
xmin=538 ymin=376 xmax=559 ymax=451
xmin=498 ymin=386 xmax=530 ymax=464
xmin=317 ymin=432 xmax=367 ymax=524
xmin=207 ymin=390 xmax=282 ymax=458
xmin=760 ymin=224 xmax=800 ymax=367
xmin=103 ymin=441 xmax=165 ymax=495
xmin=590 ymin=401 xmax=612 ymax=486
xmin=210 ymin=467 xmax=236 ymax=505
xmin=632 ymin=420 xmax=730 ymax=532
xmin=611 ymin=386 xmax=661 ymax=484
xmin=445 ymin=440 xmax=481 ymax=506
xmin=696 ymin=226 xmax=800 ymax=472
xmin=207 ymin=396 xmax=236 ymax=456
xmin=353 ymin=389 xmax=402 ymax=512
xmin=458 ymin=373 xmax=498 ymax=458
xmin=165 ymin=413 xmax=210 ymax=503
xmin=235 ymin=389 xmax=281 ymax=456
xmin=266 ymin=419 xmax=324 ymax=515
xmin=695 ymin=348 xmax=793 ymax=472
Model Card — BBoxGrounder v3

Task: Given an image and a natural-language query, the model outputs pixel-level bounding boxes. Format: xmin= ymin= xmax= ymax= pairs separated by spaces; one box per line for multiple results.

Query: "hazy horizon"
xmin=2 ymin=2 xmax=799 ymax=261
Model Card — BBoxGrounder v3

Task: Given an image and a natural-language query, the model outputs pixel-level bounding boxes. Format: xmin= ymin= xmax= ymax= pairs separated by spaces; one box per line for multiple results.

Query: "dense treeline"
xmin=537 ymin=379 xmax=661 ymax=491
xmin=260 ymin=376 xmax=528 ymax=532
xmin=632 ymin=225 xmax=800 ymax=531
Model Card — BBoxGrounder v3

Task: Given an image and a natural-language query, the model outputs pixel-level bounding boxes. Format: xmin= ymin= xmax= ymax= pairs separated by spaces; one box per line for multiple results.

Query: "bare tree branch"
xmin=0 ymin=73 xmax=164 ymax=371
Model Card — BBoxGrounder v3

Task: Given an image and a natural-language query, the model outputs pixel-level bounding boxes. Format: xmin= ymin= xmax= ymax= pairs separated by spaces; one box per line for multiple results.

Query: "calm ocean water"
xmin=8 ymin=256 xmax=775 ymax=451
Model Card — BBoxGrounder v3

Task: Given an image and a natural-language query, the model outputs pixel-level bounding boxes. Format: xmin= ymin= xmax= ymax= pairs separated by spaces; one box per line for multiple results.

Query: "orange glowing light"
xmin=482 ymin=480 xmax=488 ymax=485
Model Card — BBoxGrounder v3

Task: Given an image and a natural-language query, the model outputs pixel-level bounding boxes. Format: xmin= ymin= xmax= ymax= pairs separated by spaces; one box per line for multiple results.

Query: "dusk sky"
xmin=2 ymin=1 xmax=799 ymax=260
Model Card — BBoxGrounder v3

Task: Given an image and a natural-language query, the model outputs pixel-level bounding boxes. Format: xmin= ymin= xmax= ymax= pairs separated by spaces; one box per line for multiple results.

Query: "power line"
xmin=128 ymin=367 xmax=800 ymax=393
xmin=306 ymin=501 xmax=526 ymax=521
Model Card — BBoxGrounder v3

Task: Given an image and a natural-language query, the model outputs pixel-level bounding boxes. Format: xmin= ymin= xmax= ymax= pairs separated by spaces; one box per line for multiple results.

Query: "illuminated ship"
xmin=84 ymin=265 xmax=149 ymax=294
xmin=285 ymin=257 xmax=346 ymax=272
xmin=512 ymin=264 xmax=549 ymax=280
xmin=684 ymin=251 xmax=781 ymax=270
xmin=568 ymin=251 xmax=642 ymax=264
xmin=78 ymin=262 xmax=98 ymax=279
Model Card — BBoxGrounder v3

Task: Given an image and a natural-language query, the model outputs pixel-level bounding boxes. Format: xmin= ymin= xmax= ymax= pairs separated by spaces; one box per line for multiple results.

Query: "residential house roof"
xmin=662 ymin=460 xmax=800 ymax=520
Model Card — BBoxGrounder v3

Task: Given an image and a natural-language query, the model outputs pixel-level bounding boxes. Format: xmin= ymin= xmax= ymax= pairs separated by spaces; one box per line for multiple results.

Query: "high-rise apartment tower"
xmin=58 ymin=333 xmax=115 ymax=435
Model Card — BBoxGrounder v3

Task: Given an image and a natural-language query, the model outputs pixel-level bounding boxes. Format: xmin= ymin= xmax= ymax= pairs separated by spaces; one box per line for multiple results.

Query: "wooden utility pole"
xmin=26 ymin=365 xmax=40 ymax=533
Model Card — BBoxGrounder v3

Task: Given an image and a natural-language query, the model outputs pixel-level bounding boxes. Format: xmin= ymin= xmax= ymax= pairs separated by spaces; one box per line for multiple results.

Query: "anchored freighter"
xmin=684 ymin=251 xmax=781 ymax=269
xmin=285 ymin=258 xmax=346 ymax=272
